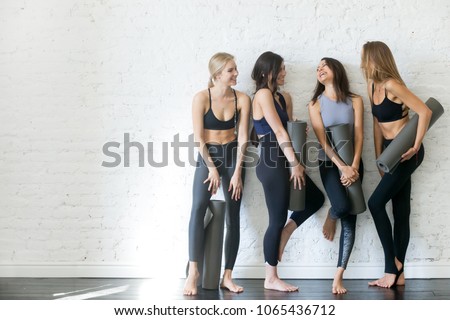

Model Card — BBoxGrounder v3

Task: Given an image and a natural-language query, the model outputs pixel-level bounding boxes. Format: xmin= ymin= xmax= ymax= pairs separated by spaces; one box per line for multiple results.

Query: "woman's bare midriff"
xmin=379 ymin=117 xmax=409 ymax=140
xmin=204 ymin=128 xmax=236 ymax=145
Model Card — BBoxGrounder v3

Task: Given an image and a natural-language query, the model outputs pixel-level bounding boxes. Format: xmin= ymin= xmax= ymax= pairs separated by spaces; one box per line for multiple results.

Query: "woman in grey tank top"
xmin=281 ymin=57 xmax=364 ymax=294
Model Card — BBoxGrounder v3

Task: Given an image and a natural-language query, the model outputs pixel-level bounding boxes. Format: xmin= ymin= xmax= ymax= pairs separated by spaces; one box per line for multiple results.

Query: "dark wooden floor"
xmin=1 ymin=278 xmax=449 ymax=300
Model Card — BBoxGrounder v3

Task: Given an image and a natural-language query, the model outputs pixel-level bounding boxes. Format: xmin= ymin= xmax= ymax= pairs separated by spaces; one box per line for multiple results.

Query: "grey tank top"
xmin=317 ymin=94 xmax=354 ymax=161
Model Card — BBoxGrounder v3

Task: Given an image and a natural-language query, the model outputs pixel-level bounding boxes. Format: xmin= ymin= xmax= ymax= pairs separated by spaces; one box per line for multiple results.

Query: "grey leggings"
xmin=188 ymin=140 xmax=244 ymax=270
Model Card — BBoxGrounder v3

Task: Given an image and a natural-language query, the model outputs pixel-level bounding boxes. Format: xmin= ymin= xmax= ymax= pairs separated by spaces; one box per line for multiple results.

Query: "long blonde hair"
xmin=208 ymin=52 xmax=235 ymax=88
xmin=361 ymin=41 xmax=405 ymax=85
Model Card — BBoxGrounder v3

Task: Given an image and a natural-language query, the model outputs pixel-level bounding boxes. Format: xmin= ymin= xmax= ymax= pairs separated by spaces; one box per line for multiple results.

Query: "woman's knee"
xmin=368 ymin=194 xmax=384 ymax=214
xmin=267 ymin=217 xmax=286 ymax=233
xmin=332 ymin=201 xmax=351 ymax=219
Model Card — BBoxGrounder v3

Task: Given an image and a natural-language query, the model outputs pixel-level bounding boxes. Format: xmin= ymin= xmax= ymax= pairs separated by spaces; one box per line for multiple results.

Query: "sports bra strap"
xmin=208 ymin=88 xmax=212 ymax=110
xmin=371 ymin=82 xmax=374 ymax=103
xmin=371 ymin=82 xmax=388 ymax=104
xmin=232 ymin=89 xmax=238 ymax=134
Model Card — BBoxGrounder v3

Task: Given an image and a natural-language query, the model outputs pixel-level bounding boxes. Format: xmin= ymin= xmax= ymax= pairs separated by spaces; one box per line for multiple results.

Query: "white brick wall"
xmin=1 ymin=0 xmax=449 ymax=278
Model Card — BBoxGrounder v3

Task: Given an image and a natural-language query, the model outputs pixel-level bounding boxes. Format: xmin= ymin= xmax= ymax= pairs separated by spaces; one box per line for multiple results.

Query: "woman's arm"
xmin=367 ymin=81 xmax=385 ymax=176
xmin=385 ymin=79 xmax=432 ymax=161
xmin=192 ymin=91 xmax=220 ymax=194
xmin=229 ymin=92 xmax=251 ymax=200
xmin=308 ymin=100 xmax=358 ymax=183
xmin=351 ymin=95 xmax=364 ymax=170
xmin=255 ymin=88 xmax=305 ymax=189
xmin=372 ymin=116 xmax=384 ymax=176
xmin=283 ymin=91 xmax=294 ymax=121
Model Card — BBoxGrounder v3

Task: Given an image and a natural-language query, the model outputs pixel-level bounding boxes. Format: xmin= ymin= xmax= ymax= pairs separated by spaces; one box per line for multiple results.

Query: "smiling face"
xmin=276 ymin=62 xmax=286 ymax=86
xmin=216 ymin=60 xmax=239 ymax=86
xmin=267 ymin=61 xmax=286 ymax=89
xmin=316 ymin=59 xmax=333 ymax=84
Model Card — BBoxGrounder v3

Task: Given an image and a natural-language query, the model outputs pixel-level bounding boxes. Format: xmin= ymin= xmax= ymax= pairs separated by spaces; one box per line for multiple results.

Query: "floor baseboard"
xmin=1 ymin=263 xmax=449 ymax=278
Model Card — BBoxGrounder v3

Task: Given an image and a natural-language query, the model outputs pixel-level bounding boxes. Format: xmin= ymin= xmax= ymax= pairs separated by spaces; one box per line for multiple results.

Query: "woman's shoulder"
xmin=233 ymin=89 xmax=251 ymax=111
xmin=193 ymin=89 xmax=209 ymax=102
xmin=350 ymin=93 xmax=362 ymax=102
xmin=384 ymin=78 xmax=404 ymax=90
xmin=350 ymin=94 xmax=363 ymax=109
xmin=233 ymin=89 xmax=251 ymax=101
xmin=308 ymin=99 xmax=321 ymax=112
xmin=254 ymin=88 xmax=273 ymax=100
xmin=192 ymin=89 xmax=210 ymax=112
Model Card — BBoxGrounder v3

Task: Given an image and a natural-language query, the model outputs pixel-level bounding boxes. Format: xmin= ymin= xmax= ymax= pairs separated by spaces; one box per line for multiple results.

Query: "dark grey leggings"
xmin=368 ymin=140 xmax=424 ymax=274
xmin=319 ymin=160 xmax=364 ymax=269
xmin=188 ymin=140 xmax=244 ymax=270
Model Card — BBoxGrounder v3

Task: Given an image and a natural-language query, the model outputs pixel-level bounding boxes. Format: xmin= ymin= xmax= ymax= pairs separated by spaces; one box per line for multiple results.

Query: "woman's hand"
xmin=204 ymin=169 xmax=220 ymax=195
xmin=401 ymin=147 xmax=418 ymax=162
xmin=228 ymin=174 xmax=243 ymax=201
xmin=290 ymin=163 xmax=306 ymax=190
xmin=340 ymin=166 xmax=359 ymax=187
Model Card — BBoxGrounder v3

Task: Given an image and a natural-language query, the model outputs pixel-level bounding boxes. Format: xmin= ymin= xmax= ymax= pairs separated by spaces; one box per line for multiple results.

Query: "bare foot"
xmin=332 ymin=267 xmax=347 ymax=294
xmin=264 ymin=277 xmax=299 ymax=292
xmin=332 ymin=280 xmax=347 ymax=294
xmin=183 ymin=271 xmax=199 ymax=296
xmin=322 ymin=209 xmax=336 ymax=241
xmin=368 ymin=273 xmax=396 ymax=288
xmin=279 ymin=220 xmax=297 ymax=261
xmin=396 ymin=271 xmax=405 ymax=286
xmin=394 ymin=258 xmax=405 ymax=286
xmin=220 ymin=278 xmax=244 ymax=293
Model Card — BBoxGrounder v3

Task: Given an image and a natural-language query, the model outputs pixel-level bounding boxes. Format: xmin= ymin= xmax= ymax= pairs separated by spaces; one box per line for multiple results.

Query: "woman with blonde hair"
xmin=184 ymin=52 xmax=251 ymax=295
xmin=361 ymin=41 xmax=432 ymax=288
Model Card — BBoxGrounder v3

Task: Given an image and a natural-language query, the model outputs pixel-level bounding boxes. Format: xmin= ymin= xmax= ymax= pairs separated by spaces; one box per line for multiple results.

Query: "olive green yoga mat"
xmin=287 ymin=120 xmax=307 ymax=211
xmin=327 ymin=123 xmax=366 ymax=215
xmin=376 ymin=97 xmax=444 ymax=173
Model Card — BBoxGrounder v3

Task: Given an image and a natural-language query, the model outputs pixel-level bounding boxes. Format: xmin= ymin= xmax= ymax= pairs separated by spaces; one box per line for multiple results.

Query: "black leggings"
xmin=188 ymin=140 xmax=244 ymax=270
xmin=319 ymin=160 xmax=364 ymax=269
xmin=368 ymin=140 xmax=424 ymax=274
xmin=256 ymin=133 xmax=324 ymax=266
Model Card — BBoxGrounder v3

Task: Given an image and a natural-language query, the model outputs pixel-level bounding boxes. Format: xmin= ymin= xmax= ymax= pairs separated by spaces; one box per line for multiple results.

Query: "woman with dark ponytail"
xmin=252 ymin=51 xmax=324 ymax=292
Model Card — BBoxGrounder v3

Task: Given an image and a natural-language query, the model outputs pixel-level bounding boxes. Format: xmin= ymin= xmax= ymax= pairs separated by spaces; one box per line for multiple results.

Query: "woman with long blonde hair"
xmin=184 ymin=53 xmax=251 ymax=295
xmin=361 ymin=41 xmax=432 ymax=288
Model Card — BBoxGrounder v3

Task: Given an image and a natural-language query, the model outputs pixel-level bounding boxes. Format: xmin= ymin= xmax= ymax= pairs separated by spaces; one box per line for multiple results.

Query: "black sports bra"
xmin=203 ymin=88 xmax=239 ymax=131
xmin=371 ymin=83 xmax=408 ymax=123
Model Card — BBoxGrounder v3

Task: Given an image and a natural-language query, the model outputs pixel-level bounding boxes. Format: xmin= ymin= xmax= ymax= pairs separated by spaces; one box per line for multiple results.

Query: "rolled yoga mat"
xmin=287 ymin=120 xmax=307 ymax=211
xmin=202 ymin=199 xmax=226 ymax=290
xmin=327 ymin=123 xmax=367 ymax=215
xmin=376 ymin=97 xmax=445 ymax=173
xmin=185 ymin=199 xmax=226 ymax=289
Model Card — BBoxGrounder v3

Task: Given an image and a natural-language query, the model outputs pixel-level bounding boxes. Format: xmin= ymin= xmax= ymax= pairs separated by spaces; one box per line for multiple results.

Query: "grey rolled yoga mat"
xmin=185 ymin=199 xmax=226 ymax=289
xmin=202 ymin=199 xmax=226 ymax=289
xmin=287 ymin=120 xmax=307 ymax=211
xmin=327 ymin=123 xmax=366 ymax=215
xmin=376 ymin=97 xmax=445 ymax=173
